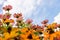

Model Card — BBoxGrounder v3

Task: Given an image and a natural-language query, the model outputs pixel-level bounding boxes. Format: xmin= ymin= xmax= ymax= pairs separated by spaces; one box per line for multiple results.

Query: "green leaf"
xmin=17 ymin=31 xmax=22 ymax=34
xmin=34 ymin=32 xmax=39 ymax=35
xmin=0 ymin=30 xmax=4 ymax=34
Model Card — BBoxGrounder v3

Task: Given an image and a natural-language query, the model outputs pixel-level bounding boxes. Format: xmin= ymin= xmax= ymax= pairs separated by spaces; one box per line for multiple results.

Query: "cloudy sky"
xmin=0 ymin=0 xmax=60 ymax=25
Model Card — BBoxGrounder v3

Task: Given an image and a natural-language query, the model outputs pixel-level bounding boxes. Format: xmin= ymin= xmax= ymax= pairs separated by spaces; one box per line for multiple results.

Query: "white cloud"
xmin=54 ymin=12 xmax=60 ymax=24
xmin=3 ymin=0 xmax=42 ymax=19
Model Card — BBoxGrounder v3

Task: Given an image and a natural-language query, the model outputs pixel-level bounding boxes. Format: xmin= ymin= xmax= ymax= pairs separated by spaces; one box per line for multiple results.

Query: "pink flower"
xmin=31 ymin=24 xmax=43 ymax=30
xmin=17 ymin=13 xmax=22 ymax=17
xmin=13 ymin=13 xmax=16 ymax=17
xmin=31 ymin=25 xmax=37 ymax=29
xmin=56 ymin=24 xmax=60 ymax=28
xmin=25 ymin=18 xmax=33 ymax=24
xmin=13 ymin=13 xmax=22 ymax=18
xmin=17 ymin=16 xmax=23 ymax=21
xmin=36 ymin=25 xmax=41 ymax=28
xmin=0 ymin=14 xmax=3 ymax=19
xmin=3 ymin=13 xmax=11 ymax=19
xmin=41 ymin=19 xmax=48 ymax=24
xmin=3 ymin=5 xmax=12 ymax=11
xmin=6 ymin=15 xmax=10 ymax=19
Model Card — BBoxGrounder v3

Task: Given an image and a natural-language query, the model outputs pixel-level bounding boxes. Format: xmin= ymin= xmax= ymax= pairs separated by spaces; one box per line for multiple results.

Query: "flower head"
xmin=3 ymin=5 xmax=12 ymax=11
xmin=41 ymin=19 xmax=48 ymax=24
xmin=56 ymin=24 xmax=60 ymax=28
xmin=13 ymin=13 xmax=22 ymax=18
xmin=25 ymin=19 xmax=33 ymax=24
xmin=17 ymin=16 xmax=23 ymax=21
xmin=57 ymin=36 xmax=60 ymax=40
xmin=0 ymin=14 xmax=3 ymax=19
xmin=10 ymin=19 xmax=14 ymax=23
xmin=3 ymin=13 xmax=11 ymax=19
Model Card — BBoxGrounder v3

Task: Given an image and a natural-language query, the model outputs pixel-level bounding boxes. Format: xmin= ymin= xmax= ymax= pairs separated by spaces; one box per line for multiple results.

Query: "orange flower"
xmin=44 ymin=32 xmax=49 ymax=40
xmin=0 ymin=37 xmax=3 ymax=40
xmin=51 ymin=23 xmax=57 ymax=29
xmin=2 ymin=19 xmax=14 ymax=24
xmin=3 ymin=32 xmax=10 ymax=40
xmin=4 ymin=19 xmax=10 ymax=23
xmin=50 ymin=33 xmax=57 ymax=40
xmin=10 ymin=19 xmax=14 ymax=23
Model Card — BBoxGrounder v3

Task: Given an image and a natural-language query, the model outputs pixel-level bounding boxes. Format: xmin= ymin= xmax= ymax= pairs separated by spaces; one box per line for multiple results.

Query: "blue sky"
xmin=0 ymin=0 xmax=60 ymax=25
xmin=31 ymin=0 xmax=60 ymax=24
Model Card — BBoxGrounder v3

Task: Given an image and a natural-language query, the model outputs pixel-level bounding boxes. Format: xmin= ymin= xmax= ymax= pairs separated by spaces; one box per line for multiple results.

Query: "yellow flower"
xmin=3 ymin=32 xmax=10 ymax=40
xmin=44 ymin=32 xmax=49 ymax=40
xmin=55 ymin=31 xmax=60 ymax=36
xmin=4 ymin=19 xmax=10 ymax=23
xmin=47 ymin=23 xmax=57 ymax=29
xmin=20 ymin=34 xmax=27 ymax=39
xmin=47 ymin=24 xmax=51 ymax=28
xmin=51 ymin=23 xmax=57 ymax=28
xmin=32 ymin=33 xmax=40 ymax=39
xmin=0 ymin=37 xmax=3 ymax=40
xmin=3 ymin=28 xmax=19 ymax=40
xmin=50 ymin=33 xmax=57 ymax=40
xmin=9 ymin=31 xmax=18 ymax=38
xmin=10 ymin=19 xmax=14 ymax=23
xmin=20 ymin=28 xmax=40 ymax=40
xmin=12 ymin=27 xmax=20 ymax=32
xmin=2 ymin=19 xmax=14 ymax=23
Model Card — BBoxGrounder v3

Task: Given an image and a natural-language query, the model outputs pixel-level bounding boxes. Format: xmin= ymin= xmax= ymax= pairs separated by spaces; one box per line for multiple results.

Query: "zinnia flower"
xmin=41 ymin=19 xmax=48 ymax=24
xmin=57 ymin=24 xmax=60 ymax=28
xmin=0 ymin=14 xmax=3 ymax=19
xmin=13 ymin=13 xmax=22 ymax=18
xmin=17 ymin=16 xmax=23 ymax=22
xmin=31 ymin=25 xmax=36 ymax=29
xmin=25 ymin=19 xmax=33 ymax=24
xmin=3 ymin=19 xmax=14 ymax=25
xmin=3 ymin=5 xmax=12 ymax=11
xmin=3 ymin=13 xmax=11 ymax=19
